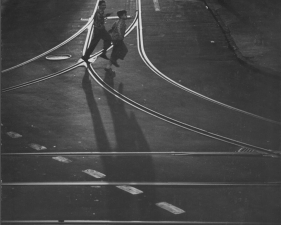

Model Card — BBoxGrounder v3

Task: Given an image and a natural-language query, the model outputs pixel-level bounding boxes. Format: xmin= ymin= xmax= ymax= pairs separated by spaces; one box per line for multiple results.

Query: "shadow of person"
xmin=101 ymin=70 xmax=159 ymax=221
xmin=82 ymin=70 xmax=159 ymax=221
xmin=82 ymin=71 xmax=111 ymax=152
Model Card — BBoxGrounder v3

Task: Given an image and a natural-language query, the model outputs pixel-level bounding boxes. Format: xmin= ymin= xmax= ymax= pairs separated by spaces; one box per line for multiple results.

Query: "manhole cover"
xmin=46 ymin=54 xmax=72 ymax=61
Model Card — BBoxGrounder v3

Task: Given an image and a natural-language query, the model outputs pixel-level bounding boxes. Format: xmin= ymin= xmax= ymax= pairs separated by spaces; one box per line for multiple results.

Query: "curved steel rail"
xmin=2 ymin=151 xmax=275 ymax=157
xmin=136 ymin=0 xmax=281 ymax=126
xmin=1 ymin=5 xmax=279 ymax=158
xmin=1 ymin=1 xmax=99 ymax=74
xmin=1 ymin=10 xmax=138 ymax=93
xmin=2 ymin=181 xmax=280 ymax=186
xmin=2 ymin=2 xmax=281 ymax=224
xmin=86 ymin=63 xmax=279 ymax=157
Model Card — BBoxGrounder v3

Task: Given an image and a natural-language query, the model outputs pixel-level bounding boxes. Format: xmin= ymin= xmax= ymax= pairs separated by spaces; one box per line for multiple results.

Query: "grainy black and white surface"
xmin=1 ymin=0 xmax=281 ymax=223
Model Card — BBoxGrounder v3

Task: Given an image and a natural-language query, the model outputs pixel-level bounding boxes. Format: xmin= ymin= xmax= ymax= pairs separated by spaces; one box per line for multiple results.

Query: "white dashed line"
xmin=153 ymin=0 xmax=160 ymax=11
xmin=46 ymin=55 xmax=72 ymax=61
xmin=116 ymin=186 xmax=143 ymax=195
xmin=7 ymin=131 xmax=22 ymax=138
xmin=136 ymin=1 xmax=281 ymax=127
xmin=82 ymin=169 xmax=106 ymax=179
xmin=156 ymin=202 xmax=185 ymax=214
xmin=29 ymin=143 xmax=47 ymax=151
xmin=52 ymin=156 xmax=72 ymax=163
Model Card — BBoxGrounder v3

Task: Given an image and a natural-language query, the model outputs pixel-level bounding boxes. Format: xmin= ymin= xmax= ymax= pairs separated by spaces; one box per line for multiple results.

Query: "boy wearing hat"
xmin=105 ymin=10 xmax=128 ymax=72
xmin=82 ymin=1 xmax=112 ymax=63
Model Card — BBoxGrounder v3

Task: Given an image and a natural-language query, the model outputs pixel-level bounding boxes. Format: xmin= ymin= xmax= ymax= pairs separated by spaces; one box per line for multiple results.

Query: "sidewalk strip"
xmin=52 ymin=156 xmax=72 ymax=163
xmin=28 ymin=143 xmax=47 ymax=151
xmin=153 ymin=0 xmax=160 ymax=11
xmin=82 ymin=169 xmax=106 ymax=179
xmin=116 ymin=186 xmax=143 ymax=195
xmin=7 ymin=131 xmax=22 ymax=138
xmin=156 ymin=202 xmax=185 ymax=214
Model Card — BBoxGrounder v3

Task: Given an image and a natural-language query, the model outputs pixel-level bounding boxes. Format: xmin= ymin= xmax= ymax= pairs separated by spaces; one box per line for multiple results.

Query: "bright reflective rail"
xmin=1 ymin=220 xmax=280 ymax=224
xmin=2 ymin=181 xmax=281 ymax=186
xmin=1 ymin=151 xmax=277 ymax=157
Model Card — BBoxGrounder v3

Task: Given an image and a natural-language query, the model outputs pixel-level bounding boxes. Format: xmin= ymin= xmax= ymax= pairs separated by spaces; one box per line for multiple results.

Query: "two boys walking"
xmin=81 ymin=0 xmax=128 ymax=73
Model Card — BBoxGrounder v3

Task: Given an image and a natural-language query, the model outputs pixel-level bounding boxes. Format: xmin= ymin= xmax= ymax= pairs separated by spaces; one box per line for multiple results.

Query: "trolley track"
xmin=2 ymin=0 xmax=281 ymax=223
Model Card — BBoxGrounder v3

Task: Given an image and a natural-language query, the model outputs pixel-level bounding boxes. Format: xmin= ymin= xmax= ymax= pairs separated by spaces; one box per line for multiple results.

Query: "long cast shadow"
xmin=82 ymin=70 xmax=159 ymax=221
xmin=82 ymin=71 xmax=111 ymax=152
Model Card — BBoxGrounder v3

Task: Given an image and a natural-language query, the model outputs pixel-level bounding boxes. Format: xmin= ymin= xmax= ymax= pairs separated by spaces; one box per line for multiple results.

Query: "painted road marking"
xmin=156 ymin=202 xmax=185 ymax=214
xmin=83 ymin=169 xmax=106 ymax=179
xmin=153 ymin=0 xmax=160 ymax=11
xmin=107 ymin=16 xmax=131 ymax=20
xmin=7 ymin=131 xmax=22 ymax=138
xmin=81 ymin=16 xmax=131 ymax=21
xmin=29 ymin=143 xmax=47 ymax=151
xmin=52 ymin=156 xmax=72 ymax=163
xmin=116 ymin=186 xmax=143 ymax=195
xmin=238 ymin=147 xmax=256 ymax=153
xmin=136 ymin=1 xmax=281 ymax=128
xmin=88 ymin=56 xmax=97 ymax=63
xmin=46 ymin=54 xmax=72 ymax=61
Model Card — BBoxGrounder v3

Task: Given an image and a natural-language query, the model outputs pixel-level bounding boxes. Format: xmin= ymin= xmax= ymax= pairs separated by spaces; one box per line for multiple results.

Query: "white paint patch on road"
xmin=156 ymin=202 xmax=185 ymax=214
xmin=83 ymin=169 xmax=106 ymax=179
xmin=106 ymin=16 xmax=131 ymax=20
xmin=7 ymin=131 xmax=22 ymax=138
xmin=116 ymin=186 xmax=143 ymax=195
xmin=238 ymin=147 xmax=256 ymax=153
xmin=29 ymin=143 xmax=47 ymax=151
xmin=46 ymin=55 xmax=71 ymax=61
xmin=153 ymin=0 xmax=160 ymax=11
xmin=52 ymin=156 xmax=72 ymax=163
xmin=88 ymin=56 xmax=97 ymax=63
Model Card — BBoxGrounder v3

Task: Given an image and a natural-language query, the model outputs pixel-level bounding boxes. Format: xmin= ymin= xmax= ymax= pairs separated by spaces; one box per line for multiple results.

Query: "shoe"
xmin=81 ymin=56 xmax=89 ymax=63
xmin=99 ymin=53 xmax=109 ymax=60
xmin=111 ymin=60 xmax=120 ymax=67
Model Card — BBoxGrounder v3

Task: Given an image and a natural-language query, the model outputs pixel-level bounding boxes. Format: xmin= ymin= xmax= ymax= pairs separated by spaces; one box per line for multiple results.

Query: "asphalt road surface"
xmin=1 ymin=0 xmax=281 ymax=224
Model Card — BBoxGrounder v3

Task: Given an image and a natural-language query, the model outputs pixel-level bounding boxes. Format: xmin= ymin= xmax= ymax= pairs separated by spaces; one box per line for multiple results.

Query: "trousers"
xmin=84 ymin=27 xmax=111 ymax=59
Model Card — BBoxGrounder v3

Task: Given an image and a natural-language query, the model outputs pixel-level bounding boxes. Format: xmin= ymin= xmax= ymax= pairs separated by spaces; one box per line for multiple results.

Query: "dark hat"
xmin=117 ymin=10 xmax=127 ymax=18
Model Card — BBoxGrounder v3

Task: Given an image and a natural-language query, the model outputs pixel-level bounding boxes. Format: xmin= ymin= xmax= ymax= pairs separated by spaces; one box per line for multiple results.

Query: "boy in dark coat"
xmin=82 ymin=1 xmax=112 ymax=63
